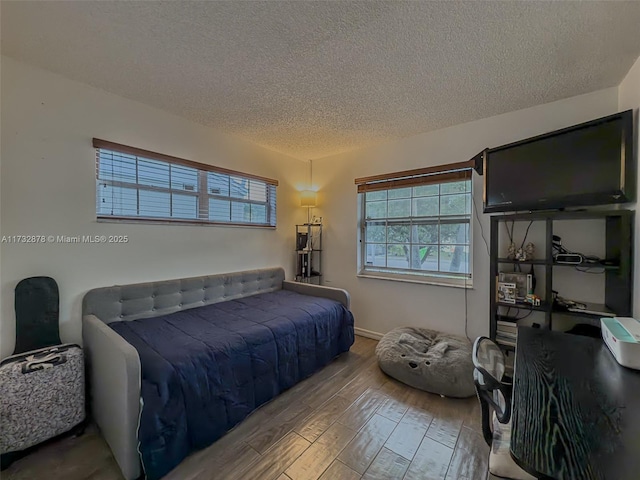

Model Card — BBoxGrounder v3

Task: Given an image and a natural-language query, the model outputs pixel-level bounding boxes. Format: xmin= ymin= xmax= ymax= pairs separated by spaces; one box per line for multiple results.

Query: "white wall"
xmin=618 ymin=55 xmax=640 ymax=318
xmin=0 ymin=57 xmax=308 ymax=358
xmin=2 ymin=54 xmax=635 ymax=358
xmin=313 ymin=88 xmax=620 ymax=340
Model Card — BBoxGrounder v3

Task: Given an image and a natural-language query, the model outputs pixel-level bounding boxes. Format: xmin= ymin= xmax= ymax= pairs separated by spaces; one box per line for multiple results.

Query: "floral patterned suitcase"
xmin=0 ymin=344 xmax=85 ymax=456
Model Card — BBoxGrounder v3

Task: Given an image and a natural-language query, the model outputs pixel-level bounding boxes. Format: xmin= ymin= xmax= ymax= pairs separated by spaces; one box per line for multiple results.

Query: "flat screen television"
xmin=483 ymin=110 xmax=635 ymax=213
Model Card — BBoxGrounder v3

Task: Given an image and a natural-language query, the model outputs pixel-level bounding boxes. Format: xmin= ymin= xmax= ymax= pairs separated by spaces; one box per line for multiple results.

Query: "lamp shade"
xmin=300 ymin=190 xmax=317 ymax=207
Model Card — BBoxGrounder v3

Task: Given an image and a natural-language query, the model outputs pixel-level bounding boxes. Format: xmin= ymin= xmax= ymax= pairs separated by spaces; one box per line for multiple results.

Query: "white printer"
xmin=601 ymin=317 xmax=640 ymax=370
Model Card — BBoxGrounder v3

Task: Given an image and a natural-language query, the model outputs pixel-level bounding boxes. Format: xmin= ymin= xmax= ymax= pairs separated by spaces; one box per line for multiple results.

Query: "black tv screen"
xmin=483 ymin=110 xmax=634 ymax=213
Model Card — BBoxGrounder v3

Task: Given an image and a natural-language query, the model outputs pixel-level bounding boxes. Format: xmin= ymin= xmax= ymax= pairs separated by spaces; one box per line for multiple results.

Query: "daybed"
xmin=82 ymin=267 xmax=354 ymax=480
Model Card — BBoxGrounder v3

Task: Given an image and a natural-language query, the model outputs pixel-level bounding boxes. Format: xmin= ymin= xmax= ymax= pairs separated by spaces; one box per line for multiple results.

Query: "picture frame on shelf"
xmin=498 ymin=272 xmax=532 ymax=301
xmin=497 ymin=282 xmax=517 ymax=304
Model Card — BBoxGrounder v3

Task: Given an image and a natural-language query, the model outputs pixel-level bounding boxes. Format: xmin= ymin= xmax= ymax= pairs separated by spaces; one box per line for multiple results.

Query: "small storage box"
xmin=601 ymin=317 xmax=640 ymax=370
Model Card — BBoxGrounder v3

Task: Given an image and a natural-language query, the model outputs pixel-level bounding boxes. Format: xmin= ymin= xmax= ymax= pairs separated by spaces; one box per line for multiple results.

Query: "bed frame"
xmin=82 ymin=267 xmax=350 ymax=480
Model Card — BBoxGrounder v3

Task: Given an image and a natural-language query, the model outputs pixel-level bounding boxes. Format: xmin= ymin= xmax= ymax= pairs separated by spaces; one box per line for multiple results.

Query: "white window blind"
xmin=94 ymin=139 xmax=277 ymax=227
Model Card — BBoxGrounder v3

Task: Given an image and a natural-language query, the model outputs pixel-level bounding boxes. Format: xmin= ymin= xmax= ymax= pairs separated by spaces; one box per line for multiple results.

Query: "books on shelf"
xmin=496 ymin=329 xmax=517 ymax=339
xmin=495 ymin=336 xmax=517 ymax=347
xmin=497 ymin=320 xmax=517 ymax=330
xmin=496 ymin=318 xmax=518 ymax=348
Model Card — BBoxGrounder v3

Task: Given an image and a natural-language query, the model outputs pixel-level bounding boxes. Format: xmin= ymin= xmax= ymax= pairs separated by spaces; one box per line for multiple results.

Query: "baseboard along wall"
xmin=354 ymin=327 xmax=384 ymax=341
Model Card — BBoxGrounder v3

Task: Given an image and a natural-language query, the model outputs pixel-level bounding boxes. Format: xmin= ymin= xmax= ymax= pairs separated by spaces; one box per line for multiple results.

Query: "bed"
xmin=82 ymin=267 xmax=354 ymax=480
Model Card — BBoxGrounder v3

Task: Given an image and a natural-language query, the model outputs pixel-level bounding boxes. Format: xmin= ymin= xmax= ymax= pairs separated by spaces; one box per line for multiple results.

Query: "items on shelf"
xmin=296 ymin=232 xmax=309 ymax=251
xmin=498 ymin=272 xmax=533 ymax=301
xmin=295 ymin=223 xmax=322 ymax=283
xmin=490 ymin=211 xmax=634 ymax=350
xmin=525 ymin=294 xmax=541 ymax=307
xmin=497 ymin=282 xmax=517 ymax=304
xmin=552 ymin=235 xmax=613 ymax=272
xmin=496 ymin=320 xmax=517 ymax=347
xmin=504 ymin=220 xmax=535 ymax=261
xmin=515 ymin=242 xmax=535 ymax=261
xmin=552 ymin=291 xmax=616 ymax=317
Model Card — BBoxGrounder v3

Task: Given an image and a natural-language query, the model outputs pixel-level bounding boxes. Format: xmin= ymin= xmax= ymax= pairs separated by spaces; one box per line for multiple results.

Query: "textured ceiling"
xmin=2 ymin=1 xmax=640 ymax=160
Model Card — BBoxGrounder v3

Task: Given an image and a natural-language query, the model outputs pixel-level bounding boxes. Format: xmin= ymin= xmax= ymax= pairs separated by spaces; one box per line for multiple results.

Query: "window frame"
xmin=356 ymin=167 xmax=474 ymax=288
xmin=94 ymin=138 xmax=278 ymax=228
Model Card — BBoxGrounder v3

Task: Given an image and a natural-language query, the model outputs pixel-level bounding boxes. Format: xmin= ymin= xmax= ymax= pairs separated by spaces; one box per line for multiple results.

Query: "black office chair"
xmin=472 ymin=337 xmax=535 ymax=480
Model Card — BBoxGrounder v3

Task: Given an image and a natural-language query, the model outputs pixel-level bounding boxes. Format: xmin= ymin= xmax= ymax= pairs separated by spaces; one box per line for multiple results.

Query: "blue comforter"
xmin=110 ymin=289 xmax=354 ymax=479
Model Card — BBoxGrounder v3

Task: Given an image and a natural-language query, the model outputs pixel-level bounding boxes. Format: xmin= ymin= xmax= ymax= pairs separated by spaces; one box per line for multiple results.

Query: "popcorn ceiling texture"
xmin=2 ymin=1 xmax=640 ymax=160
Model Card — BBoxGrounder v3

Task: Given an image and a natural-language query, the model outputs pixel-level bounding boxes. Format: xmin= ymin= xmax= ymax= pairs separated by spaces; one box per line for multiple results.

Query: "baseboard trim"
xmin=354 ymin=327 xmax=384 ymax=340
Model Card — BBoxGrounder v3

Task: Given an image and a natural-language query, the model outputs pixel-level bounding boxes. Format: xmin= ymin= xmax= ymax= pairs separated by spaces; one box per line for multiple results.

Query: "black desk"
xmin=511 ymin=327 xmax=640 ymax=480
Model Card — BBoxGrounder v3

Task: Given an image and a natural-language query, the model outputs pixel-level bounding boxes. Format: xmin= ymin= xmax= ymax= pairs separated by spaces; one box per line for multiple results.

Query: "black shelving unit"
xmin=489 ymin=210 xmax=633 ymax=347
xmin=295 ymin=223 xmax=323 ymax=284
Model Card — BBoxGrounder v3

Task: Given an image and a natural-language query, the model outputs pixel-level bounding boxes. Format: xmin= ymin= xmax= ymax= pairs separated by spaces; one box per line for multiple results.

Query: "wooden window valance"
xmin=92 ymin=138 xmax=279 ymax=186
xmin=354 ymin=159 xmax=474 ymax=193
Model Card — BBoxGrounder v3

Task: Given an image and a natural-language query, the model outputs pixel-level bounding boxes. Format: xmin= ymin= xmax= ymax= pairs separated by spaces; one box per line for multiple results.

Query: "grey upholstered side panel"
xmin=83 ymin=267 xmax=285 ymax=324
xmin=282 ymin=280 xmax=350 ymax=309
xmin=82 ymin=315 xmax=141 ymax=480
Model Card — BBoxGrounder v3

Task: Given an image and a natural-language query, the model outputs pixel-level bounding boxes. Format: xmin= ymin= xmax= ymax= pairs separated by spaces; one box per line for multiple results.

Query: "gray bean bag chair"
xmin=376 ymin=327 xmax=475 ymax=398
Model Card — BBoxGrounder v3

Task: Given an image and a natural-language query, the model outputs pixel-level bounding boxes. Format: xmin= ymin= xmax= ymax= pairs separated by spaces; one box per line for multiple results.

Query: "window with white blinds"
xmin=355 ymin=160 xmax=474 ymax=285
xmin=94 ymin=139 xmax=277 ymax=227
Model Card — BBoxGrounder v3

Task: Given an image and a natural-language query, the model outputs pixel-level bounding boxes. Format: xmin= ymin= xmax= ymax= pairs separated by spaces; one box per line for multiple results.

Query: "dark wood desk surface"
xmin=512 ymin=327 xmax=640 ymax=480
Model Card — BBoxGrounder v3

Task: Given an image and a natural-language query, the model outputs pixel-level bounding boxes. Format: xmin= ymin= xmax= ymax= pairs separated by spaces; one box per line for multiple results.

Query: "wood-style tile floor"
xmin=4 ymin=336 xmax=490 ymax=480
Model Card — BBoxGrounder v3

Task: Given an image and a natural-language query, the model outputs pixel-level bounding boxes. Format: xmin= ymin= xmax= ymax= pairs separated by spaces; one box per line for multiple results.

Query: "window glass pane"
xmin=138 ymin=159 xmax=170 ymax=188
xmin=387 ymin=225 xmax=410 ymax=244
xmin=439 ymin=245 xmax=469 ymax=273
xmin=365 ymin=201 xmax=387 ymax=219
xmin=97 ymin=184 xmax=137 ymax=216
xmin=170 ymin=164 xmax=198 ymax=192
xmin=413 ymin=184 xmax=439 ymax=197
xmin=440 ymin=223 xmax=470 ymax=244
xmin=231 ymin=201 xmax=251 ymax=222
xmin=250 ymin=204 xmax=267 ymax=223
xmin=388 ymin=187 xmax=411 ymax=199
xmin=171 ymin=194 xmax=197 ymax=219
xmin=139 ymin=190 xmax=170 ymax=217
xmin=388 ymin=199 xmax=410 ymax=218
xmin=412 ymin=224 xmax=438 ymax=244
xmin=249 ymin=180 xmax=267 ymax=202
xmin=230 ymin=176 xmax=249 ymax=199
xmin=364 ymin=244 xmax=386 ymax=267
xmin=99 ymin=153 xmax=137 ymax=183
xmin=208 ymin=172 xmax=230 ymax=196
xmin=412 ymin=196 xmax=439 ymax=216
xmin=440 ymin=193 xmax=471 ymax=215
xmin=412 ymin=245 xmax=438 ymax=271
xmin=366 ymin=191 xmax=387 ymax=202
xmin=361 ymin=177 xmax=471 ymax=277
xmin=441 ymin=180 xmax=471 ymax=194
xmin=209 ymin=198 xmax=230 ymax=221
xmin=365 ymin=222 xmax=386 ymax=243
xmin=387 ymin=244 xmax=409 ymax=269
xmin=96 ymin=148 xmax=275 ymax=227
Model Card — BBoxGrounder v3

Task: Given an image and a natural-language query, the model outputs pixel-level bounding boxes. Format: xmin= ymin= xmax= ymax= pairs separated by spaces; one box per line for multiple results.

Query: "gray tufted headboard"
xmin=83 ymin=267 xmax=285 ymax=324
